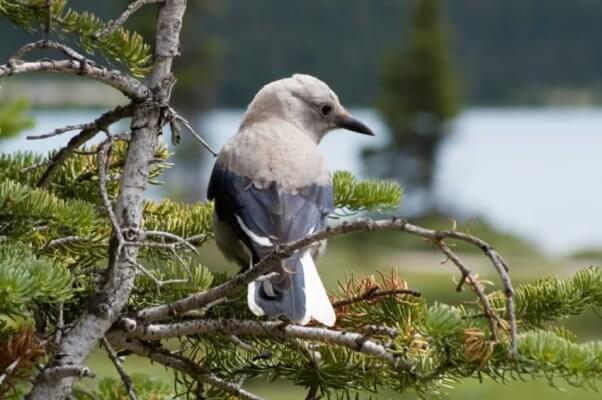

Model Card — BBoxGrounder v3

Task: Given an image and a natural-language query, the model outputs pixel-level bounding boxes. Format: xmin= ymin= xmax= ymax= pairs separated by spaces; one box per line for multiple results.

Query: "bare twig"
xmin=125 ymin=319 xmax=415 ymax=372
xmin=37 ymin=104 xmax=133 ymax=188
xmin=96 ymin=0 xmax=165 ymax=39
xmin=181 ymin=297 xmax=230 ymax=318
xmin=97 ymin=138 xmax=124 ymax=249
xmin=135 ymin=217 xmax=517 ymax=356
xmin=0 ymin=359 xmax=21 ymax=386
xmin=42 ymin=236 xmax=84 ymax=252
xmin=11 ymin=40 xmax=87 ymax=63
xmin=112 ymin=337 xmax=265 ymax=400
xmin=332 ymin=287 xmax=421 ymax=309
xmin=0 ymin=59 xmax=148 ymax=100
xmin=228 ymin=335 xmax=257 ymax=353
xmin=101 ymin=337 xmax=138 ymax=400
xmin=125 ymin=255 xmax=188 ymax=287
xmin=54 ymin=302 xmax=64 ymax=346
xmin=168 ymin=107 xmax=218 ymax=156
xmin=144 ymin=230 xmax=199 ymax=254
xmin=27 ymin=122 xmax=94 ymax=140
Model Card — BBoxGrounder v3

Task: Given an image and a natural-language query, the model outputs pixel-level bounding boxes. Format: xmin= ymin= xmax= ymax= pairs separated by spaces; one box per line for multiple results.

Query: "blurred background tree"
xmin=365 ymin=0 xmax=460 ymax=213
xmin=0 ymin=99 xmax=34 ymax=139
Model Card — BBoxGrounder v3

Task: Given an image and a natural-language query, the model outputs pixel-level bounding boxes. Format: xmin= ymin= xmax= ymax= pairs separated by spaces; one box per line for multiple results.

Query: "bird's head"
xmin=241 ymin=74 xmax=374 ymax=142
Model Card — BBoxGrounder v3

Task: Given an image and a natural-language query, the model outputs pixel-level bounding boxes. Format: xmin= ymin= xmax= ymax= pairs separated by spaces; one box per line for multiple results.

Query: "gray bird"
xmin=208 ymin=74 xmax=374 ymax=326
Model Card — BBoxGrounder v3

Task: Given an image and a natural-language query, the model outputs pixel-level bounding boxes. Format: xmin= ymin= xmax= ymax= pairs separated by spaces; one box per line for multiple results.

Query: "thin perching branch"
xmin=134 ymin=217 xmax=517 ymax=355
xmin=124 ymin=319 xmax=415 ymax=372
xmin=101 ymin=337 xmax=138 ymax=400
xmin=437 ymin=241 xmax=502 ymax=342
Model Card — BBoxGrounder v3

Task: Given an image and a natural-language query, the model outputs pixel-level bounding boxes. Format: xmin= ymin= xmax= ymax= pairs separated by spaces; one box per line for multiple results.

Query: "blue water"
xmin=3 ymin=107 xmax=601 ymax=255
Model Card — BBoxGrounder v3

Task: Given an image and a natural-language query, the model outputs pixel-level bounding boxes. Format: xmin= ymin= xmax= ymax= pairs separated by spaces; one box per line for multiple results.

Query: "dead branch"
xmin=437 ymin=242 xmax=502 ymax=342
xmin=112 ymin=337 xmax=265 ymax=400
xmin=167 ymin=107 xmax=218 ymax=156
xmin=27 ymin=122 xmax=94 ymax=140
xmin=37 ymin=104 xmax=133 ymax=188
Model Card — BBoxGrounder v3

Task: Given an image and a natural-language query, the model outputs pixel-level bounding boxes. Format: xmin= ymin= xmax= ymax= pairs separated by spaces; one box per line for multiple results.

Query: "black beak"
xmin=335 ymin=113 xmax=375 ymax=136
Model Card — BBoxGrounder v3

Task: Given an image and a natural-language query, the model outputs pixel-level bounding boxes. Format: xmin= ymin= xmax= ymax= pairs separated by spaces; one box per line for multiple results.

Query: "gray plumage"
xmin=208 ymin=74 xmax=374 ymax=326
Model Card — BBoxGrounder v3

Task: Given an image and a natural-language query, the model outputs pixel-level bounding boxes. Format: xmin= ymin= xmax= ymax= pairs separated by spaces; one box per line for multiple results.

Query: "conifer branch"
xmin=167 ymin=107 xmax=218 ymax=156
xmin=124 ymin=319 xmax=415 ymax=372
xmin=437 ymin=241 xmax=502 ymax=342
xmin=135 ymin=217 xmax=517 ymax=355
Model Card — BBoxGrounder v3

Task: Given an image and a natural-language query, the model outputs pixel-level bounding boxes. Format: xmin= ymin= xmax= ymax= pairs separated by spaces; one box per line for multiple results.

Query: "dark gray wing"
xmin=207 ymin=166 xmax=333 ymax=263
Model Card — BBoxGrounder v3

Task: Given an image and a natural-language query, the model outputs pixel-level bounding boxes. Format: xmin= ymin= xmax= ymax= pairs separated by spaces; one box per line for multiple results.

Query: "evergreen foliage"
xmin=0 ymin=242 xmax=71 ymax=319
xmin=0 ymin=0 xmax=151 ymax=76
xmin=0 ymin=2 xmax=600 ymax=399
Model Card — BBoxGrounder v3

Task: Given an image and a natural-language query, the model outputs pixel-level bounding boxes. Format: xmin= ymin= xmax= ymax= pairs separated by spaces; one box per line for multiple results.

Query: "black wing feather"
xmin=208 ymin=166 xmax=333 ymax=262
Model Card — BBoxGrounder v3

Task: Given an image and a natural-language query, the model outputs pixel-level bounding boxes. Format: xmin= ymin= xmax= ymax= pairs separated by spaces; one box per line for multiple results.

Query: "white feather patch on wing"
xmin=301 ymin=251 xmax=336 ymax=327
xmin=247 ymin=281 xmax=265 ymax=316
xmin=235 ymin=214 xmax=273 ymax=247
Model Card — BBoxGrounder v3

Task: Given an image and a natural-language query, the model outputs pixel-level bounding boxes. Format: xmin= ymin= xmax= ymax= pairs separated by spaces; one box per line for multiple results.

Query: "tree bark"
xmin=26 ymin=1 xmax=187 ymax=398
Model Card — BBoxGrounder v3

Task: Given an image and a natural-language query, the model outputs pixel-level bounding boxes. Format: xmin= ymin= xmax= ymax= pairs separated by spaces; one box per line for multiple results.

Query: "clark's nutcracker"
xmin=208 ymin=74 xmax=374 ymax=326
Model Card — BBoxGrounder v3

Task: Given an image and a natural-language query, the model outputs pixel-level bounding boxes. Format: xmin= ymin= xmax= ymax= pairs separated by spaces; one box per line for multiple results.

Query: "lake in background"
xmin=2 ymin=107 xmax=601 ymax=255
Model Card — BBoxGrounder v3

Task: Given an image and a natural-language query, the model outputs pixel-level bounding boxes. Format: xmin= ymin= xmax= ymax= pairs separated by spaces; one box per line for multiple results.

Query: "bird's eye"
xmin=320 ymin=104 xmax=333 ymax=116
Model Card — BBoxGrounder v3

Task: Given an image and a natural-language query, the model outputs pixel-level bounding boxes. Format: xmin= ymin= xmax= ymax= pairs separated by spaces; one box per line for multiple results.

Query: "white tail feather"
xmin=301 ymin=252 xmax=336 ymax=326
xmin=247 ymin=281 xmax=265 ymax=316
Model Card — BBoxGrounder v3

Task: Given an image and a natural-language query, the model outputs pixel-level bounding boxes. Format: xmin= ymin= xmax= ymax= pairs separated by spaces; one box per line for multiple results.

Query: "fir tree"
xmin=0 ymin=2 xmax=599 ymax=399
xmin=368 ymin=0 xmax=460 ymax=208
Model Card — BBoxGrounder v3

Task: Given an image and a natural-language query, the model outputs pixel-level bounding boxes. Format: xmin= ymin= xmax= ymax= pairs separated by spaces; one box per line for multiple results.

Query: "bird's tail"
xmin=247 ymin=251 xmax=336 ymax=326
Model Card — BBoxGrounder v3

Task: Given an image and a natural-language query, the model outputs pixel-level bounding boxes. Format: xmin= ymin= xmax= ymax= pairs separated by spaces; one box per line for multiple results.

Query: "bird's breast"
xmin=218 ymin=120 xmax=331 ymax=190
